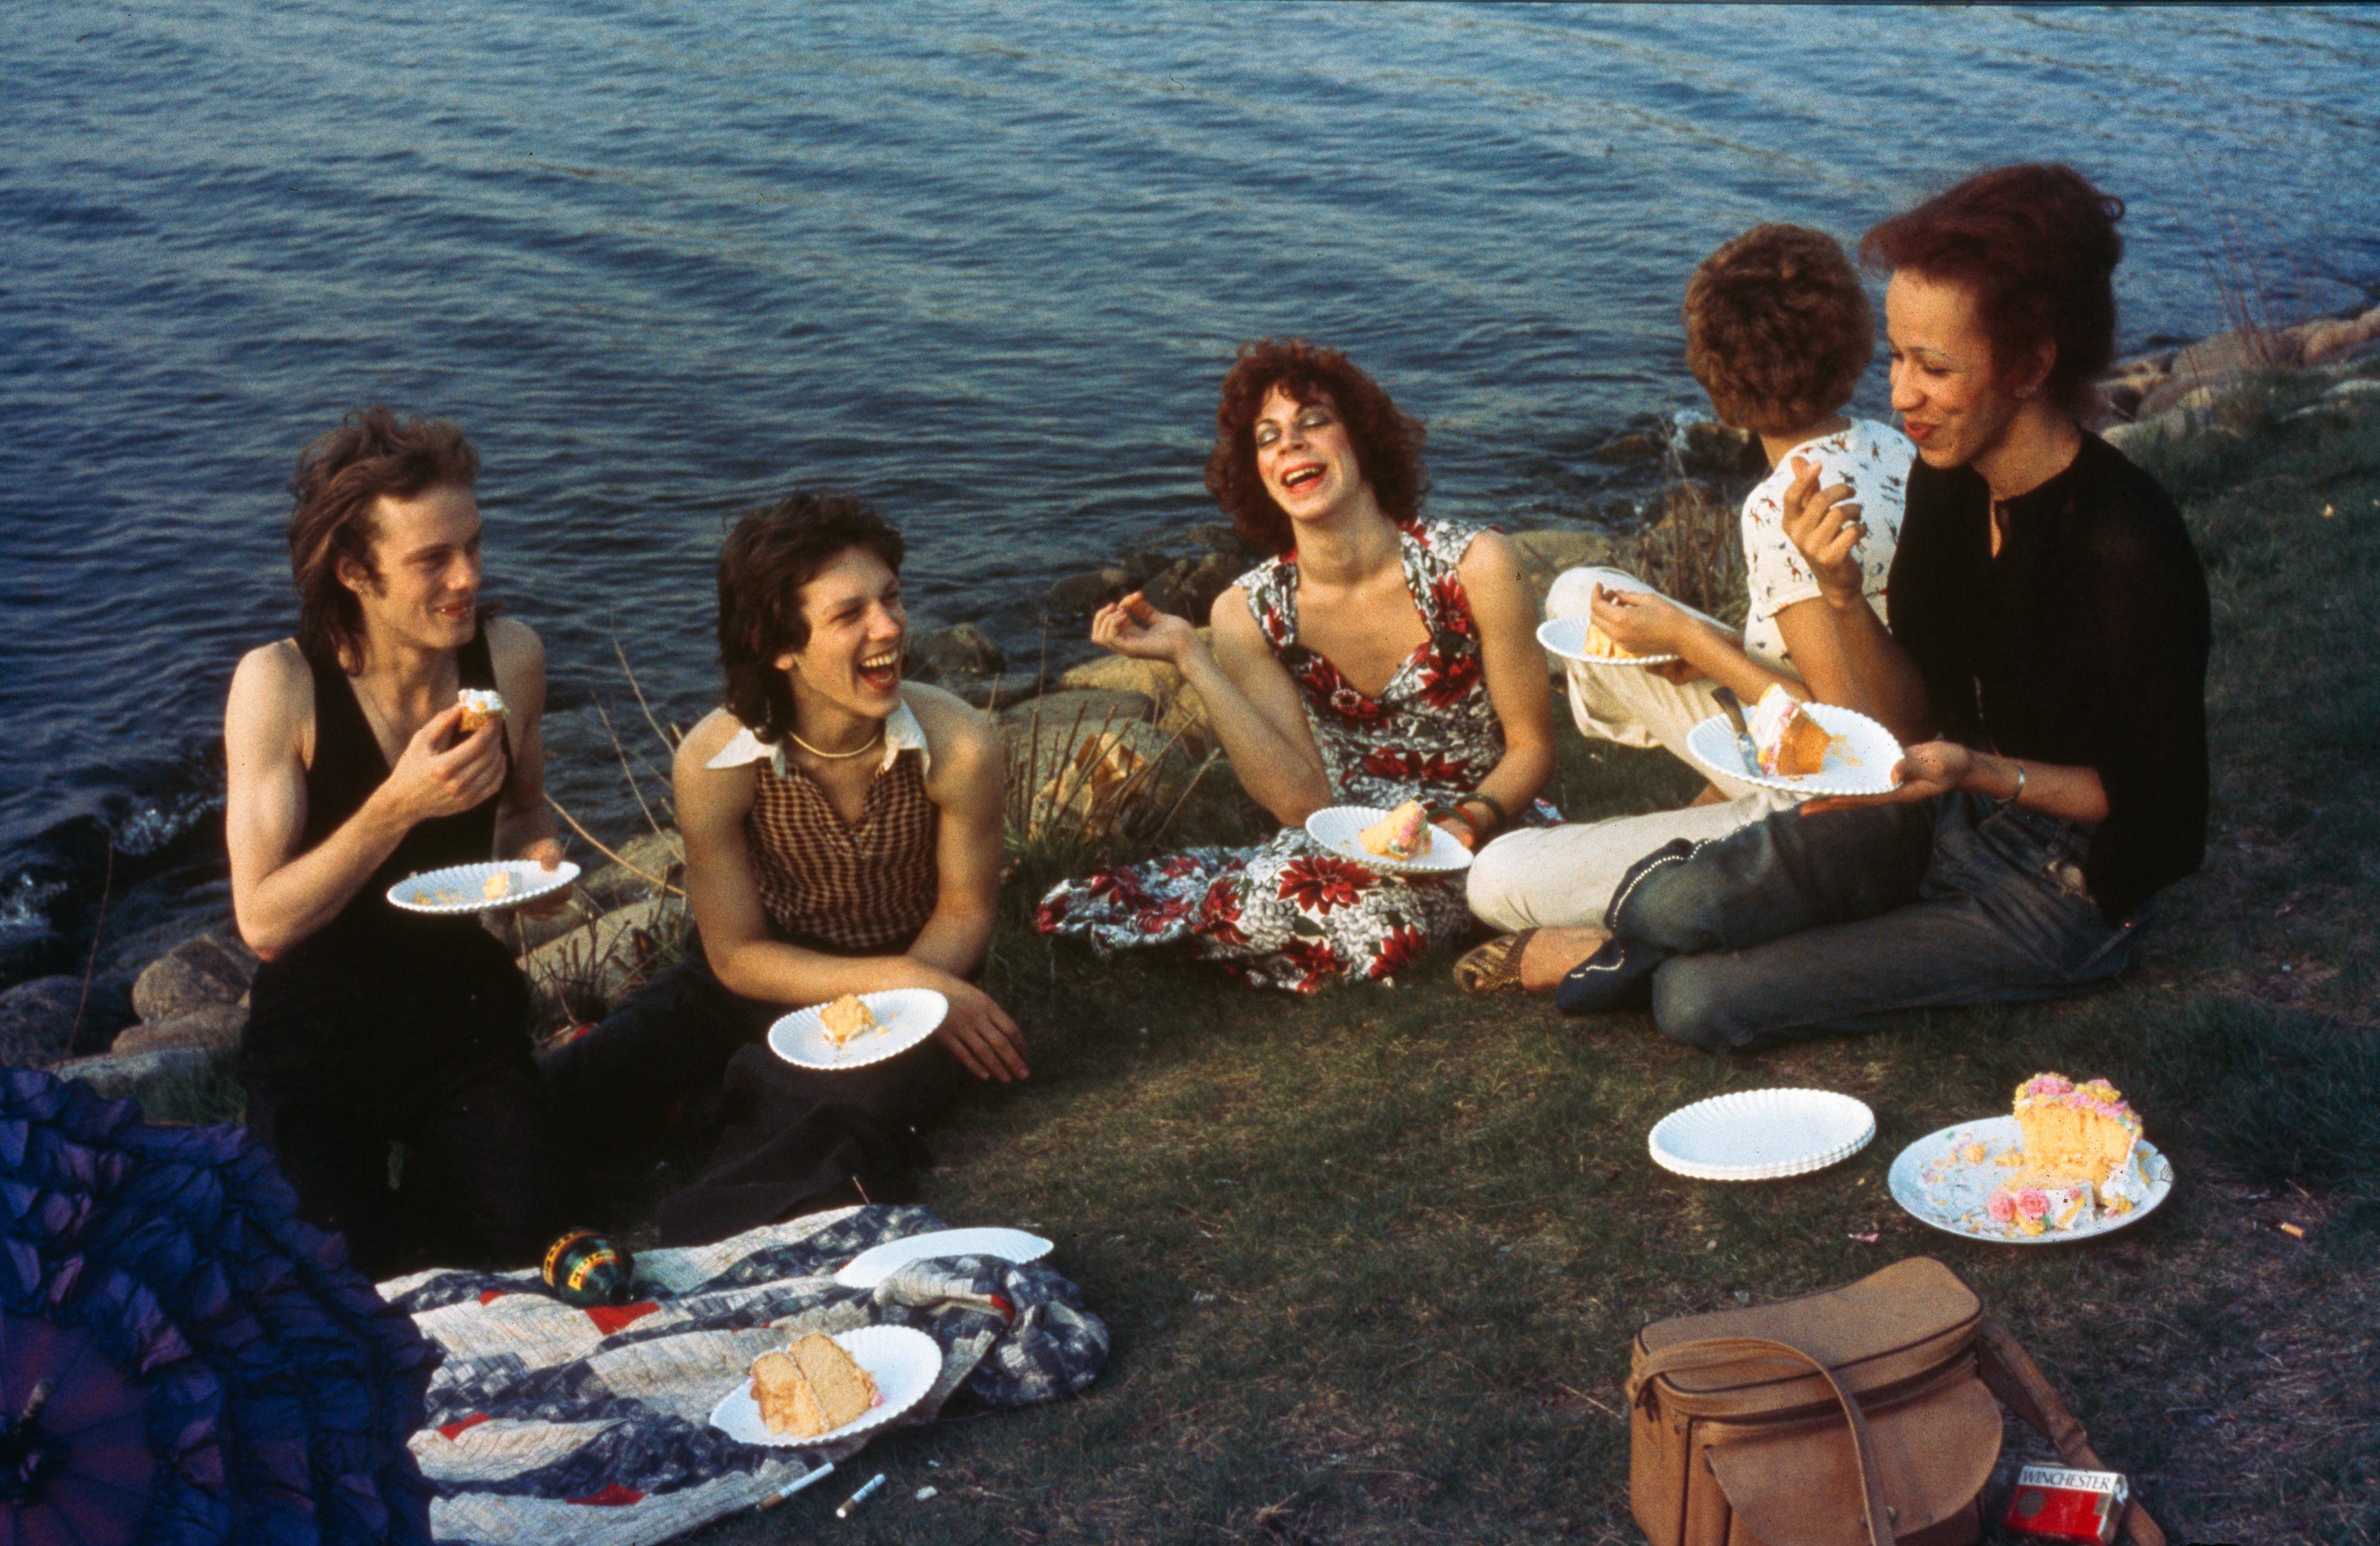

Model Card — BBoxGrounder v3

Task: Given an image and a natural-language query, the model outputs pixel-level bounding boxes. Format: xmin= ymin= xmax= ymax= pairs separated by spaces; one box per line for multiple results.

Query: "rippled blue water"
xmin=4 ymin=2 xmax=2377 ymax=982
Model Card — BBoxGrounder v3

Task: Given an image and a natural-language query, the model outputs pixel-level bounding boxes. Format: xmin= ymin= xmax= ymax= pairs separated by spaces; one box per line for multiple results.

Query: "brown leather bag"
xmin=1625 ymin=1257 xmax=2165 ymax=1546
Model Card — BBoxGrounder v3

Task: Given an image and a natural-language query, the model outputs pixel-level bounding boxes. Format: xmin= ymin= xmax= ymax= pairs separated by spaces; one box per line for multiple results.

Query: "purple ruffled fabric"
xmin=0 ymin=1066 xmax=439 ymax=1544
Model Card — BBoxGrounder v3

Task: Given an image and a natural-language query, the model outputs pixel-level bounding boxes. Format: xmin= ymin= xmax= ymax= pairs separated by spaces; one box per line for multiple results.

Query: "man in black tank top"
xmin=223 ymin=407 xmax=566 ymax=1277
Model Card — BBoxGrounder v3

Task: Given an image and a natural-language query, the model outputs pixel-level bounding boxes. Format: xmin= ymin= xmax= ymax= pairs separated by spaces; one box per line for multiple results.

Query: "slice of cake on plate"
xmin=1984 ymin=1073 xmax=2148 ymax=1236
xmin=1356 ymin=800 xmax=1432 ymax=861
xmin=751 ymin=1332 xmax=882 ymax=1438
xmin=1581 ymin=621 xmax=1638 ymax=659
xmin=1748 ymin=683 xmax=1836 ymax=778
xmin=818 ymin=993 xmax=877 ymax=1049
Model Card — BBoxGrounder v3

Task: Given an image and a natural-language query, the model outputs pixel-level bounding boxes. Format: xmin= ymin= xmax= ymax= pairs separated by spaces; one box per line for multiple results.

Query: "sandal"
xmin=1453 ymin=930 xmax=1537 ymax=995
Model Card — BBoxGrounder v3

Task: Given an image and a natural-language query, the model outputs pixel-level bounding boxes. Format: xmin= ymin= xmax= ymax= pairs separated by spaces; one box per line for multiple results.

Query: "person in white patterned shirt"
xmin=1462 ymin=224 xmax=1914 ymax=992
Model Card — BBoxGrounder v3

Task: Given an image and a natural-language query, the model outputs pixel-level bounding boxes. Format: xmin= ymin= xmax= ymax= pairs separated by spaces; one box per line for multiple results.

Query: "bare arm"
xmin=908 ymin=691 xmax=1005 ymax=980
xmin=1804 ymin=743 xmax=2108 ymax=824
xmin=486 ymin=618 xmax=563 ymax=866
xmin=1448 ymin=532 xmax=1554 ymax=843
xmin=224 ymin=642 xmax=504 ymax=959
xmin=1087 ymin=588 xmax=1335 ymax=825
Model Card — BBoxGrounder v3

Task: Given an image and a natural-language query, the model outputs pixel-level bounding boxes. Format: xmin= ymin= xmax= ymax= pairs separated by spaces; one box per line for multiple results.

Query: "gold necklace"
xmin=786 ymin=725 xmax=884 ymax=760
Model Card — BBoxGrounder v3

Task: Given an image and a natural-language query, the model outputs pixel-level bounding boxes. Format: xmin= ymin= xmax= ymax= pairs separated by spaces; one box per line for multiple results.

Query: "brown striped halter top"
xmin=746 ymin=745 xmax=939 ymax=953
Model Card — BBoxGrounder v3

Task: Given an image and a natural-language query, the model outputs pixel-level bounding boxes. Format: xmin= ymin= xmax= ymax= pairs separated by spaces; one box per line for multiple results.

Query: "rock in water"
xmin=131 ymin=930 xmax=258 ymax=1022
xmin=1677 ymin=419 xmax=1765 ymax=477
xmin=0 ymin=975 xmax=133 ymax=1067
xmin=908 ymin=623 xmax=1006 ymax=679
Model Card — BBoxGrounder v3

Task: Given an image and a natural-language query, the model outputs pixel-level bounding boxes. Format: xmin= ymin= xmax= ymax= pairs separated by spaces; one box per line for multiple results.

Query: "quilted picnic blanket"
xmin=377 ymin=1205 xmax=1107 ymax=1546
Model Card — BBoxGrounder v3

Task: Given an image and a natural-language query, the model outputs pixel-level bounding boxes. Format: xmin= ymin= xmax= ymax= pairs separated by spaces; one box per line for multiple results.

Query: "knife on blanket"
xmin=1711 ymin=687 xmax=1762 ymax=779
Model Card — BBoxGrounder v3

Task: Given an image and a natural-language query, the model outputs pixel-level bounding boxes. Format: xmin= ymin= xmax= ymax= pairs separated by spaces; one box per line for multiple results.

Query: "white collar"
xmin=705 ymin=700 xmax=931 ymax=778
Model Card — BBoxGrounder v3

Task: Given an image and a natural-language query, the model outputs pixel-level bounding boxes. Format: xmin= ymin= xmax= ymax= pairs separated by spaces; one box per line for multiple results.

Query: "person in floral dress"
xmin=1036 ymin=339 xmax=1557 ymax=991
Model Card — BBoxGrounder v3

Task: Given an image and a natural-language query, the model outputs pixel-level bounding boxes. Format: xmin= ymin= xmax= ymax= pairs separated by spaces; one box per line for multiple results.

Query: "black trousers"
xmin=243 ymin=1035 xmax=564 ymax=1279
xmin=541 ymin=951 xmax=965 ymax=1246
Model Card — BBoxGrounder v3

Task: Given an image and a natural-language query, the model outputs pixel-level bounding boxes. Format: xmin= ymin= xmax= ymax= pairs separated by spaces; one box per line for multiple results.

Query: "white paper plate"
xmin=1648 ymin=1088 xmax=1876 ymax=1181
xmin=1304 ymin=805 xmax=1472 ymax=875
xmin=708 ymin=1324 xmax=941 ymax=1448
xmin=1889 ymin=1116 xmax=2173 ymax=1245
xmin=1536 ymin=615 xmax=1680 ymax=668
xmin=387 ymin=859 xmax=580 ymax=915
xmin=767 ymin=988 xmax=948 ymax=1071
xmin=832 ymin=1227 xmax=1054 ymax=1289
xmin=1684 ymin=702 xmax=1903 ymax=797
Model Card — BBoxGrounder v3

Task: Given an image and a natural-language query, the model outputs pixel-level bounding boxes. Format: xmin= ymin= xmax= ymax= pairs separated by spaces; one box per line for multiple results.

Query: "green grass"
xmin=657 ymin=380 xmax=2380 ymax=1546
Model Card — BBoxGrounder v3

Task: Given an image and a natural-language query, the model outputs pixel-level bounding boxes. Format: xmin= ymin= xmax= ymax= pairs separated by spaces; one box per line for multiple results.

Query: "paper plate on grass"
xmin=1685 ymin=702 xmax=1903 ymax=798
xmin=1304 ymin=805 xmax=1472 ymax=875
xmin=708 ymin=1325 xmax=941 ymax=1448
xmin=767 ymin=988 xmax=947 ymax=1071
xmin=1648 ymin=1088 xmax=1876 ymax=1181
xmin=388 ymin=859 xmax=580 ymax=915
xmin=1888 ymin=1117 xmax=2173 ymax=1245
xmin=1536 ymin=615 xmax=1679 ymax=668
xmin=833 ymin=1227 xmax=1055 ymax=1289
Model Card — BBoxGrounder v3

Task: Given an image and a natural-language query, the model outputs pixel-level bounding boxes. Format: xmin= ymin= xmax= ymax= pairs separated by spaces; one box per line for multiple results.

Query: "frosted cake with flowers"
xmin=1984 ymin=1073 xmax=2149 ymax=1236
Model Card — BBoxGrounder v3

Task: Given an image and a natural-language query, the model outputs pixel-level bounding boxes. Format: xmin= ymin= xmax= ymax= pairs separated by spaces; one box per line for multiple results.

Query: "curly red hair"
xmin=1861 ymin=164 xmax=2125 ymax=419
xmin=1203 ymin=339 xmax=1428 ymax=556
xmin=1683 ymin=224 xmax=1873 ymax=436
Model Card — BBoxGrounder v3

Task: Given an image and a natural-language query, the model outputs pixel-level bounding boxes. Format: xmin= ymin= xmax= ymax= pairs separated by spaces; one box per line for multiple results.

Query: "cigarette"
xmin=754 ymin=1461 xmax=834 ymax=1512
xmin=836 ymin=1472 xmax=887 ymax=1518
xmin=2280 ymin=1222 xmax=2306 ymax=1239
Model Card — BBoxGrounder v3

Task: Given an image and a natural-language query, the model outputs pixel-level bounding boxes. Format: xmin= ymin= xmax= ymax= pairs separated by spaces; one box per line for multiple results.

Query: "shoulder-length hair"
xmin=1861 ymin=164 xmax=2125 ymax=420
xmin=287 ymin=407 xmax=479 ymax=666
xmin=1203 ymin=339 xmax=1428 ymax=556
xmin=717 ymin=490 xmax=905 ymax=743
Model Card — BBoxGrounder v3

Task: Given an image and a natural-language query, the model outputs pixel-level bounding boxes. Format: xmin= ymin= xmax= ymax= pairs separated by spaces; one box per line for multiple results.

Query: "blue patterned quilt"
xmin=378 ymin=1205 xmax=1107 ymax=1545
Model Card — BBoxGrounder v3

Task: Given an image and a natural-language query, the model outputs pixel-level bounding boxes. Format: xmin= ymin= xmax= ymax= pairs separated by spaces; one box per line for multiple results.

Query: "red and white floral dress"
xmin=1035 ymin=519 xmax=1558 ymax=992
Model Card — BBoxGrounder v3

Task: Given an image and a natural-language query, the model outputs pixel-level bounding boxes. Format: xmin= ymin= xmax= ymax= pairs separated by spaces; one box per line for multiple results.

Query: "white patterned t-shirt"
xmin=1739 ymin=418 xmax=1916 ymax=672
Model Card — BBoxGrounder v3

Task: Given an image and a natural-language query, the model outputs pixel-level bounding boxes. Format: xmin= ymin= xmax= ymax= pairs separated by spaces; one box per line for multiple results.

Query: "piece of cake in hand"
xmin=750 ymin=1332 xmax=881 ymax=1438
xmin=1356 ymin=800 xmax=1432 ymax=861
xmin=1984 ymin=1073 xmax=2147 ymax=1235
xmin=482 ymin=868 xmax=513 ymax=901
xmin=1748 ymin=683 xmax=1835 ymax=777
xmin=457 ymin=688 xmax=506 ymax=734
xmin=818 ymin=993 xmax=877 ymax=1049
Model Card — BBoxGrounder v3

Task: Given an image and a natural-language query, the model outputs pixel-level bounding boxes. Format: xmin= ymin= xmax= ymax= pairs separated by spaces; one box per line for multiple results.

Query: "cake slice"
xmin=1985 ymin=1073 xmax=2146 ymax=1235
xmin=1581 ymin=622 xmax=1638 ymax=660
xmin=1357 ymin=800 xmax=1432 ymax=861
xmin=1748 ymin=683 xmax=1835 ymax=778
xmin=818 ymin=993 xmax=877 ymax=1049
xmin=457 ymin=688 xmax=506 ymax=734
xmin=751 ymin=1332 xmax=880 ymax=1438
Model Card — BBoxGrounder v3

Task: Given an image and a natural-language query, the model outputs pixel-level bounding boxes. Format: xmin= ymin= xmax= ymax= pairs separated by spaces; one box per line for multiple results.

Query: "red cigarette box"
xmin=2003 ymin=1464 xmax=2128 ymax=1543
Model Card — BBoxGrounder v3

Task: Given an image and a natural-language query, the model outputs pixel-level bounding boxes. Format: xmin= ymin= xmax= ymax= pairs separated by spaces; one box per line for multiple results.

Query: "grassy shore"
xmin=659 ymin=367 xmax=2380 ymax=1546
xmin=117 ymin=368 xmax=2376 ymax=1542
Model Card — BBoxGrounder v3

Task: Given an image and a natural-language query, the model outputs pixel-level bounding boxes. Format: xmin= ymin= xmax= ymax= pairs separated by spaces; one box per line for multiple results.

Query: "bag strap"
xmin=1974 ymin=1319 xmax=2167 ymax=1546
xmin=1629 ymin=1336 xmax=1897 ymax=1546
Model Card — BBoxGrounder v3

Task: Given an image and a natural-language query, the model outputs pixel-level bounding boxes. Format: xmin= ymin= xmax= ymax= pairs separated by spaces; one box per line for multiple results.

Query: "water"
xmin=4 ymin=2 xmax=2377 ymax=987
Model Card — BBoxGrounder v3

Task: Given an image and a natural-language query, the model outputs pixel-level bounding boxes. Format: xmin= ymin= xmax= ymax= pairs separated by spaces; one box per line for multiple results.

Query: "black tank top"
xmin=243 ymin=627 xmax=530 ymax=1084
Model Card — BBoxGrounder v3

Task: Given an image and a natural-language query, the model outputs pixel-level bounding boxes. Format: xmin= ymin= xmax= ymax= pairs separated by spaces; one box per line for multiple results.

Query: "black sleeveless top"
xmin=242 ymin=628 xmax=532 ymax=1087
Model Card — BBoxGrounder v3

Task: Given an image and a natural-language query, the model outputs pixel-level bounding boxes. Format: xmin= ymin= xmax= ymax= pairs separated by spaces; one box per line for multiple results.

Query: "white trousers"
xmin=1465 ymin=567 xmax=1798 ymax=932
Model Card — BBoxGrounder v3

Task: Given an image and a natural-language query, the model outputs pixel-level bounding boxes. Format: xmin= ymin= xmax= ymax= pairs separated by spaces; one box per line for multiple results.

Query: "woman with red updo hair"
xmin=1534 ymin=165 xmax=2210 ymax=1052
xmin=1036 ymin=340 xmax=1557 ymax=992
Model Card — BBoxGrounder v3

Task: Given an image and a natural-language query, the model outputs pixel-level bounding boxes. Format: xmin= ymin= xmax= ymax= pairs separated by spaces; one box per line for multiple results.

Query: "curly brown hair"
xmin=287 ymin=406 xmax=479 ymax=666
xmin=716 ymin=490 xmax=905 ymax=744
xmin=1682 ymin=224 xmax=1874 ymax=437
xmin=1861 ymin=164 xmax=2125 ymax=419
xmin=1203 ymin=339 xmax=1428 ymax=556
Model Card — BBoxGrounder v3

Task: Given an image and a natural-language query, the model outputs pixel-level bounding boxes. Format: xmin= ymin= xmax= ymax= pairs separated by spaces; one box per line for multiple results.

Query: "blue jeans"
xmin=1611 ymin=792 xmax=2142 ymax=1052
